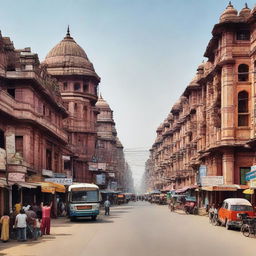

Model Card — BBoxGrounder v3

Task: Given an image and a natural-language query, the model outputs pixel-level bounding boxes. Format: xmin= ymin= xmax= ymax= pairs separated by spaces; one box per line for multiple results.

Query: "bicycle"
xmin=241 ymin=218 xmax=256 ymax=237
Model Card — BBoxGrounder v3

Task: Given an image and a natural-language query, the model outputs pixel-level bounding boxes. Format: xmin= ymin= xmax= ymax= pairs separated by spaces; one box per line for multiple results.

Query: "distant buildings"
xmin=144 ymin=3 xmax=256 ymax=207
xmin=95 ymin=95 xmax=134 ymax=192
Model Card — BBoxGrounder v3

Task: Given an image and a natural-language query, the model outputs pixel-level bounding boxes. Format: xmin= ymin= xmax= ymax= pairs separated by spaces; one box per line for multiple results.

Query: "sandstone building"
xmin=44 ymin=28 xmax=100 ymax=183
xmin=145 ymin=3 xmax=256 ymax=207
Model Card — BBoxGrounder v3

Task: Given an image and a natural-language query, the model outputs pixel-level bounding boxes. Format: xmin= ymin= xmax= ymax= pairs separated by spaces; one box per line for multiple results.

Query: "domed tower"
xmin=44 ymin=27 xmax=101 ymax=183
xmin=95 ymin=95 xmax=118 ymax=188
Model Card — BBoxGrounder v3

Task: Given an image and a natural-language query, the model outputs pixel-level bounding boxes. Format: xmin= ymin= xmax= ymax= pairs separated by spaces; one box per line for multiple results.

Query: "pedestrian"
xmin=104 ymin=198 xmax=111 ymax=216
xmin=25 ymin=206 xmax=37 ymax=239
xmin=40 ymin=201 xmax=52 ymax=235
xmin=0 ymin=211 xmax=10 ymax=242
xmin=14 ymin=202 xmax=22 ymax=215
xmin=15 ymin=209 xmax=27 ymax=242
xmin=34 ymin=218 xmax=41 ymax=240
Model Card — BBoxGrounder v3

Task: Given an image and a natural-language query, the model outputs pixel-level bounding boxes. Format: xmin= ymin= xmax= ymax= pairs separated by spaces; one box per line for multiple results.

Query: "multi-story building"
xmin=0 ymin=32 xmax=69 ymax=214
xmin=43 ymin=28 xmax=100 ymax=183
xmin=145 ymin=3 xmax=256 ymax=207
xmin=95 ymin=95 xmax=134 ymax=192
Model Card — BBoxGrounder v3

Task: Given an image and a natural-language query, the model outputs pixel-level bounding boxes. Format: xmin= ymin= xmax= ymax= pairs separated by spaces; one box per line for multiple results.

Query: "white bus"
xmin=68 ymin=183 xmax=100 ymax=221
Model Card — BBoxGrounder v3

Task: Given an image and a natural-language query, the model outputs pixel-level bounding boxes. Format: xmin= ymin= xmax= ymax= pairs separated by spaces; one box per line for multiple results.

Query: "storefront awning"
xmin=16 ymin=182 xmax=38 ymax=189
xmin=33 ymin=182 xmax=66 ymax=193
xmin=201 ymin=184 xmax=248 ymax=191
xmin=175 ymin=185 xmax=198 ymax=193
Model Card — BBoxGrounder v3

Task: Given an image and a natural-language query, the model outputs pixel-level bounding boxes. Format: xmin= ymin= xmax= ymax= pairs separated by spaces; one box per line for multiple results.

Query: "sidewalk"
xmin=0 ymin=217 xmax=71 ymax=251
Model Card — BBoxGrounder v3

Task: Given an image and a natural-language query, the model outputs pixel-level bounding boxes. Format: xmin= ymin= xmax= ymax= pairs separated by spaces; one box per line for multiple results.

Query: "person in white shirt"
xmin=104 ymin=199 xmax=111 ymax=216
xmin=15 ymin=209 xmax=27 ymax=241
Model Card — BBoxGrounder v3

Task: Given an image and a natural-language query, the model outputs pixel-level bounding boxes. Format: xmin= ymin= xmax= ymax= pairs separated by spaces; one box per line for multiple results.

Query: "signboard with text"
xmin=45 ymin=178 xmax=73 ymax=185
xmin=201 ymin=176 xmax=224 ymax=186
xmin=245 ymin=166 xmax=256 ymax=181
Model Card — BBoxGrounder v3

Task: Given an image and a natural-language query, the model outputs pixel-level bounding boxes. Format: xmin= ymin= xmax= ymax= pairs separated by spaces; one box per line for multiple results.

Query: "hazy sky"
xmin=0 ymin=0 xmax=252 ymax=188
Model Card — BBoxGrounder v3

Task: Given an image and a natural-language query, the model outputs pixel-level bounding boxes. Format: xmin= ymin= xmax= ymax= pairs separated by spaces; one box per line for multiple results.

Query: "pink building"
xmin=44 ymin=28 xmax=100 ymax=183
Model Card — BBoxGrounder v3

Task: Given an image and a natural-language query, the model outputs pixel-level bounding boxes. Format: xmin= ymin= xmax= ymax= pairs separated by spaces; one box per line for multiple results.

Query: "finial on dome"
xmin=66 ymin=25 xmax=70 ymax=37
xmin=228 ymin=1 xmax=233 ymax=7
xmin=99 ymin=93 xmax=103 ymax=99
xmin=245 ymin=3 xmax=248 ymax=8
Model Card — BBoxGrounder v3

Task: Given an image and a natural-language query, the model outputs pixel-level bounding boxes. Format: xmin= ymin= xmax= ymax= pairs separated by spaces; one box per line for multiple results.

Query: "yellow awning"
xmin=48 ymin=182 xmax=66 ymax=193
xmin=243 ymin=189 xmax=254 ymax=195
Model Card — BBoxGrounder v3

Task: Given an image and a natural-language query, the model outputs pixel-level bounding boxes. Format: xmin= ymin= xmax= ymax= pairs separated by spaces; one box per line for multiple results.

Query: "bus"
xmin=68 ymin=183 xmax=100 ymax=221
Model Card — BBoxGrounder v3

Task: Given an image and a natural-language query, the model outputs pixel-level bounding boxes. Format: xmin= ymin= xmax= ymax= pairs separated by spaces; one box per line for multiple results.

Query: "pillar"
xmin=221 ymin=64 xmax=235 ymax=141
xmin=222 ymin=150 xmax=234 ymax=184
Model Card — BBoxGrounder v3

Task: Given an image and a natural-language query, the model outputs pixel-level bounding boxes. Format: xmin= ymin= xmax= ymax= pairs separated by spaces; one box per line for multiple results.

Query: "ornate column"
xmin=222 ymin=149 xmax=234 ymax=184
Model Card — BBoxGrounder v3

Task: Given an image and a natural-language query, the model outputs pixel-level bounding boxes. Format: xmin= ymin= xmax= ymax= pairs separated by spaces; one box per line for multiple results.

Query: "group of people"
xmin=0 ymin=201 xmax=52 ymax=242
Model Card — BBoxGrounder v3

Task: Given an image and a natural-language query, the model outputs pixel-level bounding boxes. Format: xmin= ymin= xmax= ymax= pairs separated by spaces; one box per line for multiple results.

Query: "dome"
xmin=219 ymin=2 xmax=238 ymax=23
xmin=239 ymin=3 xmax=250 ymax=18
xmin=44 ymin=27 xmax=100 ymax=80
xmin=96 ymin=94 xmax=111 ymax=109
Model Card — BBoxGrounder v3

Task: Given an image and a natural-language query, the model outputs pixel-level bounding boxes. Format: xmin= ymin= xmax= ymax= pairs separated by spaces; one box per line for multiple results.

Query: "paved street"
xmin=1 ymin=201 xmax=256 ymax=256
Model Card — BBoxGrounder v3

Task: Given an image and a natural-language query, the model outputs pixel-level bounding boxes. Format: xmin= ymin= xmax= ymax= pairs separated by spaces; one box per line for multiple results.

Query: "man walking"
xmin=104 ymin=198 xmax=111 ymax=216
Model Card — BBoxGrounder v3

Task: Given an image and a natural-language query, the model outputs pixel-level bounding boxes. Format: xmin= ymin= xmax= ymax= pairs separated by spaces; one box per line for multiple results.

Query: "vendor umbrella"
xmin=243 ymin=189 xmax=254 ymax=195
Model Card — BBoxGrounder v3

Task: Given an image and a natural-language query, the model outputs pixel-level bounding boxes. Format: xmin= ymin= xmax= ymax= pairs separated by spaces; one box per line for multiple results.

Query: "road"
xmin=1 ymin=201 xmax=256 ymax=256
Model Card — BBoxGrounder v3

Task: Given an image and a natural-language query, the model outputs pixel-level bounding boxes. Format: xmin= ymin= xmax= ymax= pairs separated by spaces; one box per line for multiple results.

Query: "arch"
xmin=238 ymin=64 xmax=249 ymax=81
xmin=238 ymin=90 xmax=249 ymax=126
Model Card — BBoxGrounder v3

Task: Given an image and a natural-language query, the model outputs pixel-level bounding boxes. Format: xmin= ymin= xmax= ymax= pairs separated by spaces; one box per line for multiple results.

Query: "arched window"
xmin=238 ymin=91 xmax=249 ymax=126
xmin=238 ymin=64 xmax=249 ymax=82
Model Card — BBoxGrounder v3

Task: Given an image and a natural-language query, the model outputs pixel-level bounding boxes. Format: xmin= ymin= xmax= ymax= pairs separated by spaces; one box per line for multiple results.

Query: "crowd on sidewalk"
xmin=0 ymin=201 xmax=54 ymax=243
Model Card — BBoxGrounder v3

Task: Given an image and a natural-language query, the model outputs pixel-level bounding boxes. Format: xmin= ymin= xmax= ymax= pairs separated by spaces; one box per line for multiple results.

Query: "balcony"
xmin=0 ymin=90 xmax=68 ymax=142
xmin=63 ymin=120 xmax=96 ymax=133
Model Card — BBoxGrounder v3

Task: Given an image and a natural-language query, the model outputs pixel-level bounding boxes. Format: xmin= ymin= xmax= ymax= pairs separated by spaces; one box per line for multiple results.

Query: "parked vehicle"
xmin=218 ymin=198 xmax=254 ymax=230
xmin=68 ymin=183 xmax=100 ymax=221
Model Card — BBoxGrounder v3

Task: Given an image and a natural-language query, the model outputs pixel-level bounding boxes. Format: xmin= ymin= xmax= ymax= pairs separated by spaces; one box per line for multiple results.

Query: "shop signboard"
xmin=108 ymin=172 xmax=115 ymax=178
xmin=98 ymin=163 xmax=106 ymax=171
xmin=201 ymin=176 xmax=224 ymax=186
xmin=88 ymin=162 xmax=98 ymax=171
xmin=250 ymin=179 xmax=256 ymax=188
xmin=45 ymin=178 xmax=73 ymax=185
xmin=0 ymin=148 xmax=6 ymax=170
xmin=245 ymin=166 xmax=256 ymax=181
xmin=197 ymin=165 xmax=207 ymax=185
xmin=42 ymin=169 xmax=54 ymax=177
xmin=96 ymin=174 xmax=106 ymax=185
xmin=8 ymin=172 xmax=25 ymax=182
xmin=54 ymin=173 xmax=66 ymax=178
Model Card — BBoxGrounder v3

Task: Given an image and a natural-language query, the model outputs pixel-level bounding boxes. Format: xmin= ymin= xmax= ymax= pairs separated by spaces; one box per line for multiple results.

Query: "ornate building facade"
xmin=44 ymin=29 xmax=100 ymax=183
xmin=145 ymin=3 xmax=256 ymax=206
xmin=95 ymin=95 xmax=134 ymax=192
xmin=0 ymin=32 xmax=69 ymax=214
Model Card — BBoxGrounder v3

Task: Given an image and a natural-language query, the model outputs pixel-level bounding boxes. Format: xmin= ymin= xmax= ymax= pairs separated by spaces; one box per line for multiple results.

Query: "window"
xmin=240 ymin=167 xmax=250 ymax=185
xmin=238 ymin=91 xmax=249 ymax=126
xmin=15 ymin=136 xmax=23 ymax=156
xmin=83 ymin=83 xmax=88 ymax=92
xmin=238 ymin=64 xmax=249 ymax=81
xmin=74 ymin=83 xmax=81 ymax=91
xmin=237 ymin=30 xmax=250 ymax=41
xmin=7 ymin=88 xmax=15 ymax=98
xmin=63 ymin=82 xmax=68 ymax=91
xmin=46 ymin=149 xmax=52 ymax=170
xmin=0 ymin=130 xmax=5 ymax=149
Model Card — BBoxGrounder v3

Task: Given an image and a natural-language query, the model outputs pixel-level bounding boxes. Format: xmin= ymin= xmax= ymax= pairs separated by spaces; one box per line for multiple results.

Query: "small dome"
xmin=96 ymin=94 xmax=111 ymax=109
xmin=239 ymin=3 xmax=251 ymax=18
xmin=220 ymin=2 xmax=238 ymax=23
xmin=44 ymin=28 xmax=100 ymax=80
